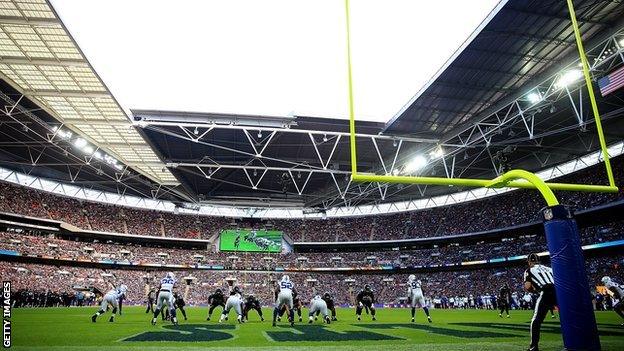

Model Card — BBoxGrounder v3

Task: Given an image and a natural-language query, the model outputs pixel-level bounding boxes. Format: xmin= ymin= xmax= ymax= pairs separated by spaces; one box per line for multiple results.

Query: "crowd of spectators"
xmin=2 ymin=216 xmax=623 ymax=270
xmin=3 ymin=252 xmax=622 ymax=308
xmin=0 ymin=156 xmax=623 ymax=242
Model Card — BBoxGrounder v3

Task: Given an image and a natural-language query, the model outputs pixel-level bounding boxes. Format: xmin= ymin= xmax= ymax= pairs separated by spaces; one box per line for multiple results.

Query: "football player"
xmin=206 ymin=288 xmax=226 ymax=321
xmin=499 ymin=283 xmax=512 ymax=318
xmin=278 ymin=290 xmax=303 ymax=322
xmin=219 ymin=286 xmax=244 ymax=323
xmin=408 ymin=275 xmax=432 ymax=323
xmin=602 ymin=276 xmax=624 ymax=325
xmin=145 ymin=288 xmax=155 ymax=314
xmin=322 ymin=292 xmax=338 ymax=321
xmin=356 ymin=284 xmax=376 ymax=321
xmin=151 ymin=272 xmax=179 ymax=326
xmin=308 ymin=295 xmax=331 ymax=324
xmin=173 ymin=291 xmax=188 ymax=321
xmin=243 ymin=294 xmax=264 ymax=322
xmin=273 ymin=275 xmax=296 ymax=327
xmin=91 ymin=284 xmax=127 ymax=323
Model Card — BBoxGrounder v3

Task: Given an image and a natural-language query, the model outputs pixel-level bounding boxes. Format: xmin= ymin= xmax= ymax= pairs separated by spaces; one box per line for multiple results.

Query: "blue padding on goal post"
xmin=543 ymin=205 xmax=600 ymax=351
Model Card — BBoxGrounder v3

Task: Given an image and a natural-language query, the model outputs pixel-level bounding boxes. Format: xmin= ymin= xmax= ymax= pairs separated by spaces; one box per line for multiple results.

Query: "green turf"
xmin=9 ymin=306 xmax=624 ymax=350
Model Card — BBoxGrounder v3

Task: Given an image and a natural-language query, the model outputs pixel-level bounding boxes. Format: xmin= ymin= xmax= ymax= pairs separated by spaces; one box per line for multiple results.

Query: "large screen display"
xmin=219 ymin=229 xmax=282 ymax=253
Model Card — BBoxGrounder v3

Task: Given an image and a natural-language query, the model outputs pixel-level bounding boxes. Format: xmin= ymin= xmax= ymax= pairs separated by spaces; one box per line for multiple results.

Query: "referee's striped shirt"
xmin=523 ymin=264 xmax=554 ymax=291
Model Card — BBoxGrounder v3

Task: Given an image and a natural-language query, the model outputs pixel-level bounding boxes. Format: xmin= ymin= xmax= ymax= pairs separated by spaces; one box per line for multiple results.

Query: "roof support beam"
xmin=0 ymin=15 xmax=59 ymax=26
xmin=25 ymin=90 xmax=110 ymax=98
xmin=0 ymin=56 xmax=88 ymax=67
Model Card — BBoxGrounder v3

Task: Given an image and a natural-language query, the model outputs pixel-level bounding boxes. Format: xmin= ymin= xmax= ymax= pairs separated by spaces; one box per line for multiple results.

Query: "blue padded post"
xmin=543 ymin=205 xmax=600 ymax=350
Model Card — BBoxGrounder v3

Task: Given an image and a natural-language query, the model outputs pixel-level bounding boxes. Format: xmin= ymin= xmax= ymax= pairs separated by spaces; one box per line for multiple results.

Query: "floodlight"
xmin=527 ymin=92 xmax=542 ymax=104
xmin=429 ymin=147 xmax=444 ymax=159
xmin=555 ymin=70 xmax=582 ymax=88
xmin=74 ymin=138 xmax=87 ymax=148
xmin=403 ymin=155 xmax=427 ymax=174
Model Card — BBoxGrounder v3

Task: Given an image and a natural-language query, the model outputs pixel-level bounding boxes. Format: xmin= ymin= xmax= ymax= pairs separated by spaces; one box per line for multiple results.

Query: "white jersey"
xmin=105 ymin=289 xmax=123 ymax=300
xmin=606 ymin=280 xmax=624 ymax=300
xmin=160 ymin=276 xmax=176 ymax=292
xmin=224 ymin=293 xmax=243 ymax=316
xmin=408 ymin=280 xmax=423 ymax=297
xmin=408 ymin=280 xmax=425 ymax=308
xmin=279 ymin=280 xmax=294 ymax=292
xmin=309 ymin=295 xmax=329 ymax=318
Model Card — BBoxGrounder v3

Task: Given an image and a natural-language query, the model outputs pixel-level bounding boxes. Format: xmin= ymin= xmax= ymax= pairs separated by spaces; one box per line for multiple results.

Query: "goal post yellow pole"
xmin=345 ymin=0 xmax=618 ymax=196
xmin=345 ymin=0 xmax=358 ymax=176
xmin=566 ymin=0 xmax=615 ymax=188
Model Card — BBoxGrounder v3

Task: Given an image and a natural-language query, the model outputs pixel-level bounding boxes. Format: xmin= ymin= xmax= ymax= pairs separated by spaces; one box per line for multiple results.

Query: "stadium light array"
xmin=429 ymin=146 xmax=444 ymax=159
xmin=403 ymin=155 xmax=427 ymax=174
xmin=554 ymin=69 xmax=583 ymax=89
xmin=52 ymin=126 xmax=72 ymax=140
xmin=527 ymin=91 xmax=543 ymax=104
xmin=54 ymin=126 xmax=124 ymax=171
xmin=73 ymin=137 xmax=88 ymax=149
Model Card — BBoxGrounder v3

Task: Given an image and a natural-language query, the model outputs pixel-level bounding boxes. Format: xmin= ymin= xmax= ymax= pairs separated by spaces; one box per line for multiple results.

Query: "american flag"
xmin=598 ymin=66 xmax=624 ymax=96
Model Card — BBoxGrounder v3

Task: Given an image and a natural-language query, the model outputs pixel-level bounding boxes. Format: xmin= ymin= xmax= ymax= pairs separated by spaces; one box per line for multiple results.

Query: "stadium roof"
xmin=0 ymin=0 xmax=623 ymax=213
xmin=0 ymin=0 xmax=177 ymax=185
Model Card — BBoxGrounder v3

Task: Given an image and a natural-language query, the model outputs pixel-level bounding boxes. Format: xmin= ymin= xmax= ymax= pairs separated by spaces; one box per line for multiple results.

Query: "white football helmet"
xmin=118 ymin=284 xmax=128 ymax=294
xmin=601 ymin=276 xmax=611 ymax=285
xmin=281 ymin=275 xmax=290 ymax=282
xmin=166 ymin=272 xmax=175 ymax=280
xmin=408 ymin=274 xmax=416 ymax=282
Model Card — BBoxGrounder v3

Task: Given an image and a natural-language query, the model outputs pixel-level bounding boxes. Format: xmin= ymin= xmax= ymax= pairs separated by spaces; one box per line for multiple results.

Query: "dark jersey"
xmin=322 ymin=295 xmax=335 ymax=309
xmin=245 ymin=296 xmax=261 ymax=309
xmin=208 ymin=292 xmax=225 ymax=305
xmin=292 ymin=291 xmax=302 ymax=307
xmin=173 ymin=293 xmax=186 ymax=307
xmin=357 ymin=289 xmax=375 ymax=304
xmin=499 ymin=287 xmax=512 ymax=303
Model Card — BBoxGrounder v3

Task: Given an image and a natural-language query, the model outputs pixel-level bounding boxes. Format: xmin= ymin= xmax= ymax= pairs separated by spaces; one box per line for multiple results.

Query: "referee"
xmin=523 ymin=253 xmax=556 ymax=351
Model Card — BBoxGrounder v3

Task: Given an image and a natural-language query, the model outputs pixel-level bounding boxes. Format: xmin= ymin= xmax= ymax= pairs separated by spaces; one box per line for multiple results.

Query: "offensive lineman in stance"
xmin=322 ymin=292 xmax=338 ymax=321
xmin=602 ymin=276 xmax=624 ymax=325
xmin=499 ymin=283 xmax=512 ymax=318
xmin=278 ymin=290 xmax=303 ymax=322
xmin=308 ymin=295 xmax=331 ymax=324
xmin=243 ymin=294 xmax=264 ymax=322
xmin=151 ymin=272 xmax=178 ymax=326
xmin=407 ymin=275 xmax=432 ymax=323
xmin=219 ymin=286 xmax=244 ymax=323
xmin=91 ymin=284 xmax=127 ymax=322
xmin=273 ymin=275 xmax=296 ymax=327
xmin=173 ymin=291 xmax=188 ymax=321
xmin=524 ymin=253 xmax=556 ymax=351
xmin=206 ymin=288 xmax=226 ymax=321
xmin=356 ymin=285 xmax=376 ymax=321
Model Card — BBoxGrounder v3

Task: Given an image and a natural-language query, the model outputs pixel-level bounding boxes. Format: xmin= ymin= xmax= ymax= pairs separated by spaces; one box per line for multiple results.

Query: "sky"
xmin=50 ymin=0 xmax=501 ymax=123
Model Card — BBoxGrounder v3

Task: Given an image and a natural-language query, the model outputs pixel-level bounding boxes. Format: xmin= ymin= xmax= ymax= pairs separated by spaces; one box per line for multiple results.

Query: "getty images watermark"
xmin=2 ymin=281 xmax=10 ymax=348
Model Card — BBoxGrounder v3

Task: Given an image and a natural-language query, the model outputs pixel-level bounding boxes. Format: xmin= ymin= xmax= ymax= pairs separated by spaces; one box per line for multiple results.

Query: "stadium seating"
xmin=0 ymin=156 xmax=622 ymax=242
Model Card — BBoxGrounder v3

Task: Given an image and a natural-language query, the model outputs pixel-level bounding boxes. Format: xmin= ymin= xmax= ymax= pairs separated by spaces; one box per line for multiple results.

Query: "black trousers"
xmin=530 ymin=287 xmax=557 ymax=350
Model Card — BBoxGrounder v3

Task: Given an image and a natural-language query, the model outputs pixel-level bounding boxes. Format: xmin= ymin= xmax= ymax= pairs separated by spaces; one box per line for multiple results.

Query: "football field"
xmin=10 ymin=306 xmax=624 ymax=350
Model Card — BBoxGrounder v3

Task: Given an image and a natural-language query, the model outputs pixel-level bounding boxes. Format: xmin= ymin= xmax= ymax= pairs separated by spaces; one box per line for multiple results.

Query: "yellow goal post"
xmin=344 ymin=0 xmax=619 ymax=205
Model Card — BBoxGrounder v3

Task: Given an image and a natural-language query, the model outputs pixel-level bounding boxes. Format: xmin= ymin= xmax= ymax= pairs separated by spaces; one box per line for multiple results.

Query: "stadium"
xmin=1 ymin=0 xmax=624 ymax=350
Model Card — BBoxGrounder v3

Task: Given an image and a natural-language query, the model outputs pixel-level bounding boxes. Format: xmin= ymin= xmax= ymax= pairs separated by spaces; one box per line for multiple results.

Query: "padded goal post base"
xmin=543 ymin=205 xmax=600 ymax=351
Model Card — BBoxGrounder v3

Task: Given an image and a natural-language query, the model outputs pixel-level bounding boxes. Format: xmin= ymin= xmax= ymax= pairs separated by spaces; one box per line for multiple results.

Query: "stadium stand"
xmin=0 ymin=155 xmax=622 ymax=242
